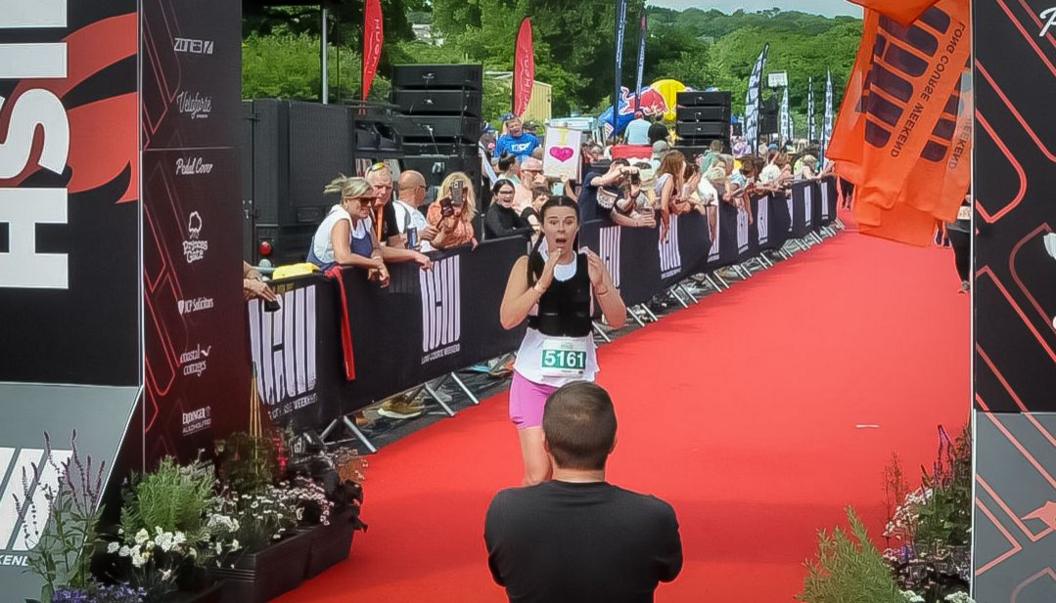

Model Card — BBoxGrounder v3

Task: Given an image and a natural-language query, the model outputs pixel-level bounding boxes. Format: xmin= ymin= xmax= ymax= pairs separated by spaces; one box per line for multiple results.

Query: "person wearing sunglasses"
xmin=308 ymin=175 xmax=390 ymax=285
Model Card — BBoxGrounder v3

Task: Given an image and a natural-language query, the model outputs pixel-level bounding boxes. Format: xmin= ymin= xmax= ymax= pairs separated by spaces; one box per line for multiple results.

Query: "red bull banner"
xmin=513 ymin=18 xmax=534 ymax=117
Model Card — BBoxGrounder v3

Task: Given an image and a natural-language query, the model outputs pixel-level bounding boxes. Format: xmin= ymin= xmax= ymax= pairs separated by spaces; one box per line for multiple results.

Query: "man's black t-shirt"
xmin=484 ymin=481 xmax=682 ymax=603
xmin=648 ymin=122 xmax=670 ymax=145
xmin=379 ymin=201 xmax=401 ymax=241
xmin=577 ymin=171 xmax=603 ymax=222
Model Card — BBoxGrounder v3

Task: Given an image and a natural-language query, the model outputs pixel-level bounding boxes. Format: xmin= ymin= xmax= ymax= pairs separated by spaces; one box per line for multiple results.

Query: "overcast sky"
xmin=646 ymin=0 xmax=863 ymax=18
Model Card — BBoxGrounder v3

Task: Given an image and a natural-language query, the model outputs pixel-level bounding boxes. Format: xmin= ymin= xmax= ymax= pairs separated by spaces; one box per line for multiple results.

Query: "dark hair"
xmin=492 ymin=178 xmax=516 ymax=195
xmin=543 ymin=382 xmax=617 ymax=470
xmin=526 ymin=196 xmax=580 ymax=286
xmin=497 ymin=153 xmax=517 ymax=172
xmin=611 ymin=158 xmax=630 ymax=168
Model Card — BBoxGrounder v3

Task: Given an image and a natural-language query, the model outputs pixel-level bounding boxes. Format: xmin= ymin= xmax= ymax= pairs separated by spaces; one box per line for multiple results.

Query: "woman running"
xmin=499 ymin=197 xmax=627 ymax=485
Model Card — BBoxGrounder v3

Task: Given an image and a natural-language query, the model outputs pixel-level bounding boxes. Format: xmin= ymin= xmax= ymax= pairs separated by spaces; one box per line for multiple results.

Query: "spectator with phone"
xmin=390 ymin=170 xmax=437 ymax=255
xmin=243 ymin=261 xmax=278 ymax=302
xmin=485 ymin=178 xmax=533 ymax=239
xmin=426 ymin=171 xmax=478 ymax=250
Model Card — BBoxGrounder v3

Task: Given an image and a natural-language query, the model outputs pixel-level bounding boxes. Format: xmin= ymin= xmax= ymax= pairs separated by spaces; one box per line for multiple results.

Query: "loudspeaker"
xmin=676 ymin=90 xmax=732 ymax=107
xmin=402 ymin=152 xmax=481 ymax=190
xmin=676 ymin=105 xmax=731 ymax=122
xmin=404 ymin=141 xmax=477 ymax=156
xmin=759 ymin=112 xmax=779 ymax=135
xmin=400 ymin=115 xmax=482 ymax=143
xmin=392 ymin=64 xmax=483 ymax=90
xmin=393 ymin=89 xmax=483 ymax=117
xmin=676 ymin=121 xmax=727 ymax=139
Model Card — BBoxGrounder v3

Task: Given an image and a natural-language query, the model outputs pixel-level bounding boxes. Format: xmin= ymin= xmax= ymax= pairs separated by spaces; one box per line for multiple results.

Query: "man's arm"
xmin=483 ymin=495 xmax=508 ymax=586
xmin=655 ymin=502 xmax=683 ymax=583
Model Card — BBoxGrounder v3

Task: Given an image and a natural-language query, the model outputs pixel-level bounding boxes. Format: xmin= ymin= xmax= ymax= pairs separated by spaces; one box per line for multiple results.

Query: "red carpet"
xmin=279 ymin=226 xmax=970 ymax=602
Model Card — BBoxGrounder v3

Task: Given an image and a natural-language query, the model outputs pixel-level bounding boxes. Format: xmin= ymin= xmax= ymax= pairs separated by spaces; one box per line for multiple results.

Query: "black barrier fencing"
xmin=249 ymin=177 xmax=841 ymax=437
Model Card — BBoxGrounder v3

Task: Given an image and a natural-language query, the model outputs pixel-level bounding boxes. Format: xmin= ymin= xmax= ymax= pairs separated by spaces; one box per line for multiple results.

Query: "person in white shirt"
xmin=390 ymin=170 xmax=437 ymax=253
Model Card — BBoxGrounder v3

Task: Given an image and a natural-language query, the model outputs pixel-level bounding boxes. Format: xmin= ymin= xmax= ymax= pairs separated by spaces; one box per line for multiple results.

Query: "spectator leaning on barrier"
xmin=494 ymin=114 xmax=540 ymax=164
xmin=243 ymin=261 xmax=278 ymax=302
xmin=308 ymin=176 xmax=389 ymax=285
xmin=655 ymin=150 xmax=690 ymax=241
xmin=426 ymin=171 xmax=479 ymax=250
xmin=794 ymin=154 xmax=819 ymax=180
xmin=594 ymin=159 xmax=655 ymax=229
xmin=485 ymin=179 xmax=533 ymax=239
xmin=485 ymin=382 xmax=683 ymax=603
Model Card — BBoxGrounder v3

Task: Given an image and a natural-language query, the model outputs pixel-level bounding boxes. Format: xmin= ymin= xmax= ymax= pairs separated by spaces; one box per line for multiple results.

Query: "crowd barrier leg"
xmin=424 ymin=377 xmax=458 ymax=416
xmin=669 ymin=287 xmax=691 ymax=309
xmin=449 ymin=372 xmax=480 ymax=406
xmin=628 ymin=307 xmax=648 ymax=327
xmin=638 ymin=303 xmax=660 ymax=322
xmin=678 ymin=283 xmax=699 ymax=304
xmin=593 ymin=321 xmax=613 ymax=343
xmin=321 ymin=416 xmax=379 ymax=454
xmin=710 ymin=270 xmax=731 ymax=290
xmin=834 ymin=217 xmax=845 ymax=230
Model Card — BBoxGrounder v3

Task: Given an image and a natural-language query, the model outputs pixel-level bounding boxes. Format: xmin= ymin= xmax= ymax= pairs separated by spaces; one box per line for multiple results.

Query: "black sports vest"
xmin=527 ymin=252 xmax=593 ymax=337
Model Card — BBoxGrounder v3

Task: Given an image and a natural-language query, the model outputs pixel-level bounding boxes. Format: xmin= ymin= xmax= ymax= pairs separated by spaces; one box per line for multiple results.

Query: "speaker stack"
xmin=392 ymin=64 xmax=484 ymax=196
xmin=675 ymin=90 xmax=732 ymax=157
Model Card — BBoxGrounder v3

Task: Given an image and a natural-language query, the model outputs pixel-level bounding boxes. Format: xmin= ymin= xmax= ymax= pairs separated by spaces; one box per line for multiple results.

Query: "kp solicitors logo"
xmin=177 ymin=296 xmax=214 ymax=316
xmin=176 ymin=90 xmax=212 ymax=120
xmin=182 ymin=211 xmax=208 ymax=264
xmin=0 ymin=447 xmax=74 ymax=566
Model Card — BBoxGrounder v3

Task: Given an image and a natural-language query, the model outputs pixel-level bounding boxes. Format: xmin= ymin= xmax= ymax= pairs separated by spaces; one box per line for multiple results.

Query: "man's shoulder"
xmin=608 ymin=485 xmax=677 ymax=518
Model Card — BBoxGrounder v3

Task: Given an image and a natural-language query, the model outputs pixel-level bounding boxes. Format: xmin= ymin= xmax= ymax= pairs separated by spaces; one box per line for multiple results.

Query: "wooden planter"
xmin=302 ymin=508 xmax=357 ymax=579
xmin=209 ymin=530 xmax=312 ymax=603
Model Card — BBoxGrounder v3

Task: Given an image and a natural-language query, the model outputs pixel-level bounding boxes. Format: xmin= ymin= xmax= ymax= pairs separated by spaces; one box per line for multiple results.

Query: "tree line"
xmin=242 ymin=2 xmax=861 ymax=130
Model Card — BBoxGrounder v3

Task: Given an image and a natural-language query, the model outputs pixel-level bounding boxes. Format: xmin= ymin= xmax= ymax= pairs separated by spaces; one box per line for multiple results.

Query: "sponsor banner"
xmin=141 ymin=0 xmax=240 ymax=150
xmin=143 ymin=148 xmax=247 ymax=464
xmin=0 ymin=3 xmax=140 ymax=386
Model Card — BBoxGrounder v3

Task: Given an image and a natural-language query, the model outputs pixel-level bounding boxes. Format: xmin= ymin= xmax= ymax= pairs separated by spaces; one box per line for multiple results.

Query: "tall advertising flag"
xmin=808 ymin=77 xmax=816 ymax=142
xmin=612 ymin=0 xmax=629 ymax=133
xmin=513 ymin=18 xmax=535 ymax=117
xmin=362 ymin=0 xmax=384 ymax=100
xmin=634 ymin=12 xmax=648 ymax=113
xmin=820 ymin=70 xmax=833 ymax=166
xmin=744 ymin=44 xmax=769 ymax=148
xmin=779 ymin=86 xmax=791 ymax=144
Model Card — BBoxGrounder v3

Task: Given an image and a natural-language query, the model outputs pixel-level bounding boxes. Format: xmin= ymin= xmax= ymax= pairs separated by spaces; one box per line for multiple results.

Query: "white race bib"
xmin=956 ymin=206 xmax=971 ymax=221
xmin=539 ymin=337 xmax=588 ymax=378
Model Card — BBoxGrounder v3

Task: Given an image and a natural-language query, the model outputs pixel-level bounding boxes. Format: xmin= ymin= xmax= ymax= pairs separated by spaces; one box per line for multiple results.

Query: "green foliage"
xmin=215 ymin=432 xmax=280 ymax=495
xmin=914 ymin=426 xmax=972 ymax=551
xmin=119 ymin=457 xmax=216 ymax=543
xmin=799 ymin=508 xmax=905 ymax=603
xmin=241 ymin=5 xmax=861 ymax=122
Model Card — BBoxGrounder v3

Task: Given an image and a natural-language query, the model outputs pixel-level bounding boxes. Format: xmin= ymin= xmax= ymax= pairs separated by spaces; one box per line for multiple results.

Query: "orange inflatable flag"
xmin=825 ymin=11 xmax=878 ymax=185
xmin=856 ymin=200 xmax=941 ymax=247
xmin=848 ymin=0 xmax=941 ymax=25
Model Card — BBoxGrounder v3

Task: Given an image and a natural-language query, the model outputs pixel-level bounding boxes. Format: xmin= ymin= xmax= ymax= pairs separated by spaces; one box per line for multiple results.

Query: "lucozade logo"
xmin=0 ymin=2 xmax=72 ymax=289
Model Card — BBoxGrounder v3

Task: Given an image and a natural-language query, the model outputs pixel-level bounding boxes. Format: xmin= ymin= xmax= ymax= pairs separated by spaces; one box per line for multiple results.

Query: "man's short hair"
xmin=543 ymin=382 xmax=617 ymax=471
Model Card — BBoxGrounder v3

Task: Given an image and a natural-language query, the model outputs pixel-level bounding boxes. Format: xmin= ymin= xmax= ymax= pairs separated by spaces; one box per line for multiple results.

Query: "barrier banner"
xmin=791 ymin=181 xmax=816 ymax=238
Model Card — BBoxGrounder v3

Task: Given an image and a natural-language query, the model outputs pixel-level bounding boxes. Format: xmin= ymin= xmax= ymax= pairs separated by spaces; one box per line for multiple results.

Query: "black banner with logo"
xmin=255 ymin=181 xmax=838 ymax=431
xmin=141 ymin=0 xmax=245 ymax=465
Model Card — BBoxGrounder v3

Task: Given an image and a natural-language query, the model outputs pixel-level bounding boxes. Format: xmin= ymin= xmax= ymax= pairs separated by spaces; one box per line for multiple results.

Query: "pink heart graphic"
xmin=549 ymin=146 xmax=574 ymax=162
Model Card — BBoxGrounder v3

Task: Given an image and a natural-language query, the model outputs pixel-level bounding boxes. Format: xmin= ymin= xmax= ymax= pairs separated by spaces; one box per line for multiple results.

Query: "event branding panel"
xmin=972 ymin=1 xmax=1056 ymax=601
xmin=0 ymin=1 xmax=141 ymax=596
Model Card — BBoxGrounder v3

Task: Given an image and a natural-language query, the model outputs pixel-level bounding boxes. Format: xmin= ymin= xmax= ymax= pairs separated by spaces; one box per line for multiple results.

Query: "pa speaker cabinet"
xmin=404 ymin=141 xmax=479 ymax=157
xmin=677 ymin=105 xmax=731 ymax=122
xmin=401 ymin=115 xmax=482 ymax=143
xmin=392 ymin=64 xmax=484 ymax=91
xmin=676 ymin=121 xmax=728 ymax=139
xmin=393 ymin=89 xmax=483 ymax=117
xmin=677 ymin=90 xmax=732 ymax=107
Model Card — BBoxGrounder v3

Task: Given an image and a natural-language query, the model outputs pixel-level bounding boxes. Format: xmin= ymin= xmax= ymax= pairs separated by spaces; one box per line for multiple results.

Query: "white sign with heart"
xmin=542 ymin=127 xmax=582 ymax=182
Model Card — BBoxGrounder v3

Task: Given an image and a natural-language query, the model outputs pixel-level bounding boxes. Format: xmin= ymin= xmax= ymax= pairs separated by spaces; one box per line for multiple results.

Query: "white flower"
xmin=173 ymin=531 xmax=187 ymax=546
xmin=134 ymin=528 xmax=150 ymax=545
xmin=161 ymin=569 xmax=173 ymax=581
xmin=155 ymin=531 xmax=174 ymax=552
xmin=230 ymin=539 xmax=240 ymax=550
xmin=215 ymin=542 xmax=223 ymax=555
xmin=188 ymin=547 xmax=198 ymax=558
xmin=118 ymin=545 xmax=131 ymax=557
xmin=131 ymin=547 xmax=147 ymax=568
xmin=107 ymin=541 xmax=120 ymax=554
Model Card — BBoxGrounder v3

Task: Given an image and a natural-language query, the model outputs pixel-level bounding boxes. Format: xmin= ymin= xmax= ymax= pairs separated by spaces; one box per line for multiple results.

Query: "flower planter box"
xmin=209 ymin=529 xmax=312 ymax=603
xmin=162 ymin=582 xmax=224 ymax=603
xmin=301 ymin=509 xmax=357 ymax=579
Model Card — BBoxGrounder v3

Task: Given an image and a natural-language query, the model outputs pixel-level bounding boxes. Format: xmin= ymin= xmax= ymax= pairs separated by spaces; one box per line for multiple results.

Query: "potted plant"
xmin=207 ymin=485 xmax=311 ymax=602
xmin=15 ymin=432 xmax=116 ymax=603
xmin=98 ymin=456 xmax=233 ymax=602
xmin=285 ymin=439 xmax=368 ymax=578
